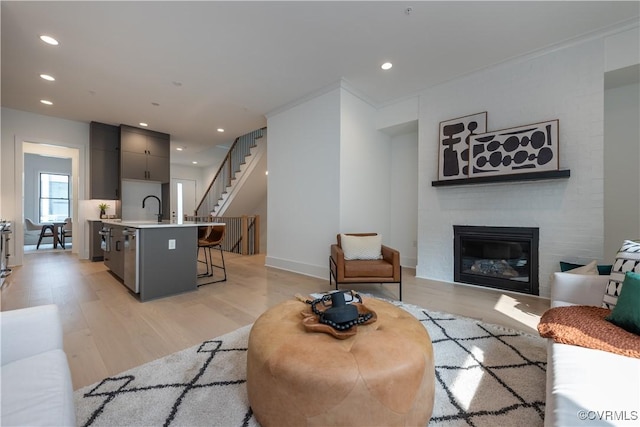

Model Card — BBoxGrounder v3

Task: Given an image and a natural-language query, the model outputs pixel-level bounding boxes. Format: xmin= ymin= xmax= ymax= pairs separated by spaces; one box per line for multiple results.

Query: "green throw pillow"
xmin=606 ymin=271 xmax=640 ymax=335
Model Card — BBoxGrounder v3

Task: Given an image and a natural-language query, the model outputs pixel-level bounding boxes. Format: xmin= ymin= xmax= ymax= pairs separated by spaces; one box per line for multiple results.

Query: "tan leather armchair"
xmin=330 ymin=233 xmax=402 ymax=300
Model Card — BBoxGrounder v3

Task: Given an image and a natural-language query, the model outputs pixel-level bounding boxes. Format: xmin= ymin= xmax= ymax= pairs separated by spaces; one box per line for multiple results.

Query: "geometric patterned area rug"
xmin=74 ymin=299 xmax=547 ymax=427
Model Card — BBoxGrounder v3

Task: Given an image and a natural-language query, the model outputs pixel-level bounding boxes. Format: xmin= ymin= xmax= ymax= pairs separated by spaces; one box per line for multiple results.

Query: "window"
xmin=39 ymin=173 xmax=70 ymax=222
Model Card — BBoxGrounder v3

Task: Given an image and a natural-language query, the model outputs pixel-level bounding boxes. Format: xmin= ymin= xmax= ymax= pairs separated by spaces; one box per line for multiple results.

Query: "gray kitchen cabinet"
xmin=120 ymin=152 xmax=148 ymax=181
xmin=120 ymin=125 xmax=170 ymax=183
xmin=145 ymin=134 xmax=170 ymax=158
xmin=138 ymin=227 xmax=197 ymax=301
xmin=90 ymin=122 xmax=120 ymax=199
xmin=120 ymin=129 xmax=147 ymax=153
xmin=104 ymin=225 xmax=125 ymax=279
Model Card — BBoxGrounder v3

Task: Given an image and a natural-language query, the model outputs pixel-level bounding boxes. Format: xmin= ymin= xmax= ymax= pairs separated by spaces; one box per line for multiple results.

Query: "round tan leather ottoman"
xmin=246 ymin=297 xmax=434 ymax=426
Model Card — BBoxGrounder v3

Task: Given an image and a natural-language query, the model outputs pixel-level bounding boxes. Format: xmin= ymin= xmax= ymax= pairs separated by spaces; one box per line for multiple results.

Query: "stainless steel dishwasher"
xmin=122 ymin=227 xmax=139 ymax=293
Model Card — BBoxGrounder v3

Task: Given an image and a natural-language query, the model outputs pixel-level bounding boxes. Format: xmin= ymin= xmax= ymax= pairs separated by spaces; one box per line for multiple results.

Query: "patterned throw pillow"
xmin=602 ymin=240 xmax=640 ymax=309
xmin=341 ymin=234 xmax=382 ymax=260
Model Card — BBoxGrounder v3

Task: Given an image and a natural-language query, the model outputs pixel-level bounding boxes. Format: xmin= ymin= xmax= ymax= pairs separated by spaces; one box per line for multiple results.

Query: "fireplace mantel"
xmin=432 ymin=169 xmax=570 ymax=187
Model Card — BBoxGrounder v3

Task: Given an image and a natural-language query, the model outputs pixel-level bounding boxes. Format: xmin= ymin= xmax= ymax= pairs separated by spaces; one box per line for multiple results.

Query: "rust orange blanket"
xmin=538 ymin=305 xmax=640 ymax=359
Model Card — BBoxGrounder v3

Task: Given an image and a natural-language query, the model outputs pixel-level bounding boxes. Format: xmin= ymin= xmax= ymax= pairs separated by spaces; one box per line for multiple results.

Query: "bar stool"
xmin=197 ymin=225 xmax=227 ymax=286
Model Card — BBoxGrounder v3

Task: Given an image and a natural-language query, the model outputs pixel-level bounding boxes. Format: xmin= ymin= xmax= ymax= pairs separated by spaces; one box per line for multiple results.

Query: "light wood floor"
xmin=0 ymin=251 xmax=550 ymax=391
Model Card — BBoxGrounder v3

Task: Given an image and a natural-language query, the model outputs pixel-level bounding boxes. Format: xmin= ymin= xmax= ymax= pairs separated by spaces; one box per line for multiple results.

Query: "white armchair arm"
xmin=550 ymin=272 xmax=608 ymax=307
xmin=1 ymin=304 xmax=64 ymax=366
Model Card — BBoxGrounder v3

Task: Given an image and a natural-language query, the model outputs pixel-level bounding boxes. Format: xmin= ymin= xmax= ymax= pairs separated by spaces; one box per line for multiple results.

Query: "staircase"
xmin=195 ymin=128 xmax=267 ymax=217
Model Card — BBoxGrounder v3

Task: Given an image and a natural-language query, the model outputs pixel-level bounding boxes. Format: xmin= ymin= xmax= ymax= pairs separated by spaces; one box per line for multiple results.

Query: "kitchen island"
xmin=100 ymin=220 xmax=222 ymax=302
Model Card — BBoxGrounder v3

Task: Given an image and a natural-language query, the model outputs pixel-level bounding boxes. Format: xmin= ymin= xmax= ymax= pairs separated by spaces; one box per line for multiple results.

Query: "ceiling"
xmin=2 ymin=1 xmax=638 ymax=166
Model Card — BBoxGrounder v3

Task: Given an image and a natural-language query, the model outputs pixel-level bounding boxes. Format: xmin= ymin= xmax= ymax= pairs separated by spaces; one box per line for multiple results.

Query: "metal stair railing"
xmin=195 ymin=127 xmax=266 ymax=217
xmin=186 ymin=215 xmax=260 ymax=255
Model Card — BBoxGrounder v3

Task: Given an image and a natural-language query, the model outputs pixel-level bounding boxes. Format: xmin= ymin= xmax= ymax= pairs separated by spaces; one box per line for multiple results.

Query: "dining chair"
xmin=36 ymin=224 xmax=56 ymax=250
xmin=24 ymin=218 xmax=43 ymax=232
xmin=24 ymin=218 xmax=43 ymax=246
xmin=60 ymin=218 xmax=72 ymax=248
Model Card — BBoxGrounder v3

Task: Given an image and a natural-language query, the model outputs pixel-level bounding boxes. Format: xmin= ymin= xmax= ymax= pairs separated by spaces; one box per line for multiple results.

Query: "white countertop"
xmin=100 ymin=220 xmax=224 ymax=229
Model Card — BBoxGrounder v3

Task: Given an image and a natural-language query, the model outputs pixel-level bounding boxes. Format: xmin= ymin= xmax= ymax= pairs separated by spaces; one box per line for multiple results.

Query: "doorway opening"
xmin=13 ymin=141 xmax=81 ymax=264
xmin=23 ymin=154 xmax=73 ymax=253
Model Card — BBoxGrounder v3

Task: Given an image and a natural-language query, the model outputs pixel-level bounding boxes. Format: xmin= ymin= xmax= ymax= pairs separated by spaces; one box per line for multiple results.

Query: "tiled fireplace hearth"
xmin=454 ymin=226 xmax=539 ymax=295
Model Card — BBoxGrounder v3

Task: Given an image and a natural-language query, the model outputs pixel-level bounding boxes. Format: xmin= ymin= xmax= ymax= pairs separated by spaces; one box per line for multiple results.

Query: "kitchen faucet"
xmin=142 ymin=195 xmax=163 ymax=222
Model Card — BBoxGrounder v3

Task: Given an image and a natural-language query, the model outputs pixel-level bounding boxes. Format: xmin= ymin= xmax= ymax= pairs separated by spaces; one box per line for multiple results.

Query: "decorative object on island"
xmin=438 ymin=112 xmax=487 ymax=180
xmin=469 ymin=119 xmax=559 ymax=177
xmin=98 ymin=203 xmax=109 ymax=219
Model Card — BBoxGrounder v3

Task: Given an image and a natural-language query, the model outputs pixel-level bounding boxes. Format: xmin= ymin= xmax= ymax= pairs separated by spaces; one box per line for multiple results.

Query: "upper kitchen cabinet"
xmin=90 ymin=121 xmax=120 ymax=199
xmin=120 ymin=125 xmax=170 ymax=183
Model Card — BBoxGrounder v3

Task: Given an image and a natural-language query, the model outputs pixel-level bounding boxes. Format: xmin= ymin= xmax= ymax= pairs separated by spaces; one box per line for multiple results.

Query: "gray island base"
xmin=101 ymin=220 xmax=221 ymax=302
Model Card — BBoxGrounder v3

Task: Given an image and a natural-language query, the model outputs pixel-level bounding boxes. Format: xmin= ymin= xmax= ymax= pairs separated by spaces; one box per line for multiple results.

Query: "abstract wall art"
xmin=438 ymin=112 xmax=487 ymax=180
xmin=469 ymin=119 xmax=559 ymax=178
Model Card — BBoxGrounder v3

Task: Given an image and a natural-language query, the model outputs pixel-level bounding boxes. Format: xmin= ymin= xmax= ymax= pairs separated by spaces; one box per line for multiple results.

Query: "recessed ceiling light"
xmin=217 ymin=128 xmax=224 ymax=133
xmin=39 ymin=35 xmax=59 ymax=46
xmin=381 ymin=62 xmax=393 ymax=70
xmin=176 ymin=147 xmax=183 ymax=151
xmin=192 ymin=161 xmax=198 ymax=164
xmin=40 ymin=74 xmax=55 ymax=81
xmin=40 ymin=99 xmax=53 ymax=105
xmin=139 ymin=122 xmax=148 ymax=127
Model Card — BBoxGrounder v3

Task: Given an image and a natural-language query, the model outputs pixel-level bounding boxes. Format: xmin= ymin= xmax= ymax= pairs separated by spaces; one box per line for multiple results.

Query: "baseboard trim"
xmin=264 ymin=256 xmax=327 ymax=281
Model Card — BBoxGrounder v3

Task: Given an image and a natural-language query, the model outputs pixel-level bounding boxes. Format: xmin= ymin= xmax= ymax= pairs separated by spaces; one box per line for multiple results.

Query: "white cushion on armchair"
xmin=1 ymin=305 xmax=76 ymax=426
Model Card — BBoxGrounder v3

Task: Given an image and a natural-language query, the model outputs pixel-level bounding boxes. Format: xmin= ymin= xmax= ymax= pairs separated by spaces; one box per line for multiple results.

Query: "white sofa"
xmin=545 ymin=272 xmax=640 ymax=426
xmin=1 ymin=304 xmax=76 ymax=426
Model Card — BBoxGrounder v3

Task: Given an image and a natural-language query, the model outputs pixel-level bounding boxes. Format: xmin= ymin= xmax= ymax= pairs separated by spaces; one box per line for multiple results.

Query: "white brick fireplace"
xmin=417 ymin=39 xmax=605 ymax=298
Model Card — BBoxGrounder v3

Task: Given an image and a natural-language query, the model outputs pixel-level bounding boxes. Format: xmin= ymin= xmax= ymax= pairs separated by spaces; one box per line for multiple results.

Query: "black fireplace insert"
xmin=454 ymin=226 xmax=539 ymax=295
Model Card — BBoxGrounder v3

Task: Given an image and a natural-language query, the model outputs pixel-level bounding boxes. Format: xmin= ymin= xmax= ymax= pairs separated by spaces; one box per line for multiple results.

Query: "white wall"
xmin=604 ymin=81 xmax=640 ymax=260
xmin=120 ymin=181 xmax=163 ymax=221
xmin=376 ymin=98 xmax=420 ymax=268
xmin=266 ymin=87 xmax=341 ymax=278
xmin=418 ymin=39 xmax=605 ymax=298
xmin=376 ymin=96 xmax=419 ymax=131
xmin=605 ymin=26 xmax=640 ymax=72
xmin=390 ymin=132 xmax=419 ymax=267
xmin=1 ymin=107 xmax=89 ymax=264
xmin=339 ymin=88 xmax=391 ymax=238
